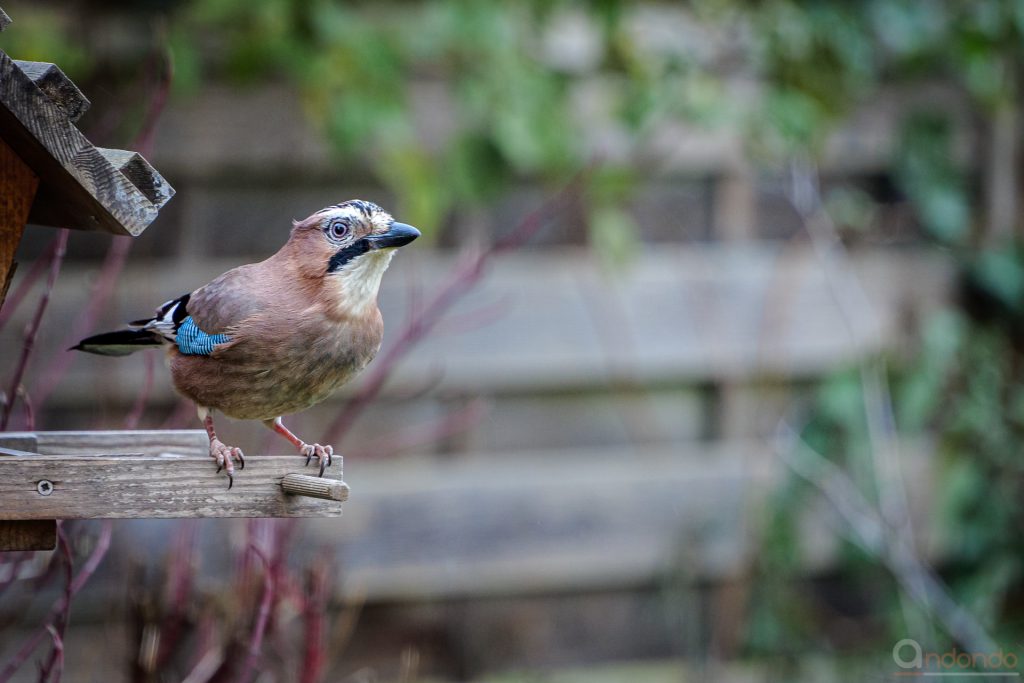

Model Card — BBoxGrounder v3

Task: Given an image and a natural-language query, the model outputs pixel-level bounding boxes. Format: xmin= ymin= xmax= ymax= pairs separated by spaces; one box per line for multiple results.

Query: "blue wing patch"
xmin=176 ymin=316 xmax=230 ymax=356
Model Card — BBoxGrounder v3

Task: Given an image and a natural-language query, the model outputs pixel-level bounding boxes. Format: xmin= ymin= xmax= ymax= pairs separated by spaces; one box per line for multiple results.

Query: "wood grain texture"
xmin=293 ymin=441 xmax=934 ymax=601
xmin=282 ymin=473 xmax=350 ymax=501
xmin=97 ymin=148 xmax=173 ymax=209
xmin=0 ymin=134 xmax=37 ymax=306
xmin=0 ymin=454 xmax=346 ymax=519
xmin=0 ymin=49 xmax=172 ymax=235
xmin=0 ymin=429 xmax=209 ymax=456
xmin=13 ymin=60 xmax=90 ymax=122
xmin=0 ymin=519 xmax=55 ymax=551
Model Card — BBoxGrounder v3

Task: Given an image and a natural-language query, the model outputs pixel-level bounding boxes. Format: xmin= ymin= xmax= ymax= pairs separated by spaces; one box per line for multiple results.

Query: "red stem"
xmin=122 ymin=351 xmax=155 ymax=430
xmin=0 ymin=521 xmax=113 ymax=683
xmin=0 ymin=234 xmax=60 ymax=333
xmin=37 ymin=522 xmax=73 ymax=683
xmin=236 ymin=547 xmax=274 ymax=683
xmin=321 ymin=174 xmax=584 ymax=445
xmin=30 ymin=235 xmax=132 ymax=415
xmin=349 ymin=397 xmax=488 ymax=459
xmin=30 ymin=45 xmax=173 ymax=416
xmin=298 ymin=558 xmax=330 ymax=683
xmin=1 ymin=229 xmax=68 ymax=430
xmin=39 ymin=626 xmax=63 ymax=683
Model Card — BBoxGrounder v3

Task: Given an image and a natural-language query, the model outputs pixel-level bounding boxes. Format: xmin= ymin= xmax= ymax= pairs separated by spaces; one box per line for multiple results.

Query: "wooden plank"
xmin=22 ymin=248 xmax=953 ymax=407
xmin=0 ymin=445 xmax=39 ymax=456
xmin=13 ymin=60 xmax=90 ymax=123
xmin=0 ymin=454 xmax=346 ymax=519
xmin=0 ymin=49 xmax=170 ymax=235
xmin=97 ymin=148 xmax=174 ymax=209
xmin=0 ymin=8 xmax=10 ymax=32
xmin=0 ymin=134 xmax=37 ymax=305
xmin=296 ymin=440 xmax=934 ymax=600
xmin=0 ymin=429 xmax=209 ymax=456
xmin=712 ymin=166 xmax=755 ymax=242
xmin=0 ymin=519 xmax=55 ymax=551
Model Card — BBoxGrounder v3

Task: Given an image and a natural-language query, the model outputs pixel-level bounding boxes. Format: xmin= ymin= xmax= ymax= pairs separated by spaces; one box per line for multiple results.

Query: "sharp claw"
xmin=216 ymin=465 xmax=223 ymax=474
xmin=227 ymin=473 xmax=234 ymax=490
xmin=318 ymin=459 xmax=327 ymax=477
xmin=305 ymin=454 xmax=312 ymax=466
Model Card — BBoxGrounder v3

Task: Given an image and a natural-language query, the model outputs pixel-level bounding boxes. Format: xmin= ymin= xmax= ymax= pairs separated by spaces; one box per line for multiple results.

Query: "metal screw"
xmin=36 ymin=480 xmax=53 ymax=496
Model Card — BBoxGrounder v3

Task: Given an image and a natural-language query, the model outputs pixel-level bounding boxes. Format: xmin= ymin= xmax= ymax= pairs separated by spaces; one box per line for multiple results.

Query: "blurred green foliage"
xmin=734 ymin=0 xmax=1024 ymax=663
xmin=170 ymin=0 xmax=587 ymax=239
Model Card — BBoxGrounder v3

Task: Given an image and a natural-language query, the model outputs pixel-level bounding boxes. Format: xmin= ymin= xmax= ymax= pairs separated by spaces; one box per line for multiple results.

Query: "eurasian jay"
xmin=73 ymin=200 xmax=420 ymax=487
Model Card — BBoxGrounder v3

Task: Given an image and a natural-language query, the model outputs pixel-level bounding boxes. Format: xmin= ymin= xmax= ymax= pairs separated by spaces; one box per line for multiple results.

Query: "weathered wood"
xmin=0 ymin=49 xmax=172 ymax=235
xmin=294 ymin=440 xmax=934 ymax=601
xmin=0 ymin=8 xmax=10 ymax=32
xmin=29 ymin=248 xmax=953 ymax=408
xmin=0 ymin=429 xmax=208 ymax=457
xmin=713 ymin=166 xmax=756 ymax=242
xmin=0 ymin=129 xmax=45 ymax=552
xmin=0 ymin=134 xmax=37 ymax=305
xmin=0 ymin=445 xmax=40 ymax=456
xmin=13 ymin=60 xmax=90 ymax=123
xmin=282 ymin=473 xmax=350 ymax=501
xmin=97 ymin=148 xmax=174 ymax=209
xmin=0 ymin=454 xmax=346 ymax=519
xmin=0 ymin=519 xmax=55 ymax=551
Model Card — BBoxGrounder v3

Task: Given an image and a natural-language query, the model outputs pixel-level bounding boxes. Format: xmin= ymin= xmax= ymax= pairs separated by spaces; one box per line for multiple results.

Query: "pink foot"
xmin=300 ymin=443 xmax=333 ymax=477
xmin=210 ymin=438 xmax=245 ymax=489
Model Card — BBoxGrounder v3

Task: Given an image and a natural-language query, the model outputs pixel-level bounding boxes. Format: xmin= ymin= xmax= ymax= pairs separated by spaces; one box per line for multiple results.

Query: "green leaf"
xmin=588 ymin=205 xmax=637 ymax=270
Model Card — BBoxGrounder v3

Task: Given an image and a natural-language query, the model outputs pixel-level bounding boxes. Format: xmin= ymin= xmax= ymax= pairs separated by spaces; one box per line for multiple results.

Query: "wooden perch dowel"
xmin=281 ymin=473 xmax=350 ymax=502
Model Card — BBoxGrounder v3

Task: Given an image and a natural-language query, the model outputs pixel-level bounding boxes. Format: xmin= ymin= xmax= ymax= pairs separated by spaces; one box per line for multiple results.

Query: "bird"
xmin=72 ymin=199 xmax=420 ymax=488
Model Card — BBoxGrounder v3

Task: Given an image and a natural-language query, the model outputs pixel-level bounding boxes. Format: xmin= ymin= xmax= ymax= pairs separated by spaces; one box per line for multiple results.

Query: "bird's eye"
xmin=328 ymin=220 xmax=349 ymax=240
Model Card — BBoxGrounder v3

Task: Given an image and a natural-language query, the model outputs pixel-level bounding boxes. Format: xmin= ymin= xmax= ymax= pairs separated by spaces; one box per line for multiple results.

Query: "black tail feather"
xmin=71 ymin=329 xmax=164 ymax=356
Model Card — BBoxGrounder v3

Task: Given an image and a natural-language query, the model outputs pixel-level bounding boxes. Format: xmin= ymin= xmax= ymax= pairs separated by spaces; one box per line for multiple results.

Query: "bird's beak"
xmin=366 ymin=222 xmax=420 ymax=250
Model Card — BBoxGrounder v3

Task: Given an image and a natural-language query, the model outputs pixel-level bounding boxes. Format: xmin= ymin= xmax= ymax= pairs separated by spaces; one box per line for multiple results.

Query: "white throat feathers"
xmin=329 ymin=248 xmax=395 ymax=315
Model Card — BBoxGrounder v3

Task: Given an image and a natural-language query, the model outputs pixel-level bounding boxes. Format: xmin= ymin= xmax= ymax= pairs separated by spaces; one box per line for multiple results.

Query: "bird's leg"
xmin=198 ymin=406 xmax=244 ymax=489
xmin=264 ymin=417 xmax=333 ymax=477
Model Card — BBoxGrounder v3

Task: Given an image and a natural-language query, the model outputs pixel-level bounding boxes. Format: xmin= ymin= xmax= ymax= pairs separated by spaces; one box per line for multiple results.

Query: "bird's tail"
xmin=71 ymin=328 xmax=165 ymax=356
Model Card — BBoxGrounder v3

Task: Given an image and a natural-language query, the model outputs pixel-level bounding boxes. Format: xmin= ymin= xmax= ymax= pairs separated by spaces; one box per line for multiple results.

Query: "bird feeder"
xmin=0 ymin=8 xmax=347 ymax=552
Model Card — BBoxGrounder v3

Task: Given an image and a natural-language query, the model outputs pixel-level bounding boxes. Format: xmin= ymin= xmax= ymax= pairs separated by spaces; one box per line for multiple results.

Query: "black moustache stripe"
xmin=326 ymin=238 xmax=370 ymax=273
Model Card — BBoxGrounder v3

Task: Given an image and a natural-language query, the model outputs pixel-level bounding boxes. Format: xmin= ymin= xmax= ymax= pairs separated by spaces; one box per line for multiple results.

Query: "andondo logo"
xmin=893 ymin=639 xmax=1020 ymax=677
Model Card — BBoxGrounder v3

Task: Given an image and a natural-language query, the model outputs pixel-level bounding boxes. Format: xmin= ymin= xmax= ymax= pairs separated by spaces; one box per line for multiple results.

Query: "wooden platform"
xmin=0 ymin=430 xmax=347 ymax=549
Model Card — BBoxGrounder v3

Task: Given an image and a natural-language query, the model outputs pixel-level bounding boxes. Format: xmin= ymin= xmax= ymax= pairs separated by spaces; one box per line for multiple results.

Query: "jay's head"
xmin=290 ymin=199 xmax=420 ymax=310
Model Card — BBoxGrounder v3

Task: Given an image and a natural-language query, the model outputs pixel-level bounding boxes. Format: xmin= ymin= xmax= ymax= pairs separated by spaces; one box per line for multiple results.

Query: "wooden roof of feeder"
xmin=0 ymin=7 xmax=173 ymax=236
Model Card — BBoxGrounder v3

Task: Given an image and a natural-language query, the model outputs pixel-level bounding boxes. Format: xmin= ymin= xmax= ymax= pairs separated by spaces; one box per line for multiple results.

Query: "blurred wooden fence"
xmin=1 ymin=67 xmax=966 ymax=676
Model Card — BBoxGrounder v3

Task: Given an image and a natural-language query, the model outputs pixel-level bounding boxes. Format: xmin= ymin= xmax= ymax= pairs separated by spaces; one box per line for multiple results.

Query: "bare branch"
xmin=0 ymin=521 xmax=113 ymax=683
xmin=36 ymin=523 xmax=72 ymax=683
xmin=1 ymin=229 xmax=67 ymax=430
xmin=322 ymin=171 xmax=588 ymax=445
xmin=29 ymin=44 xmax=173 ymax=416
xmin=786 ymin=159 xmax=931 ymax=635
xmin=236 ymin=547 xmax=273 ymax=683
xmin=0 ymin=234 xmax=61 ymax=334
xmin=774 ymin=421 xmax=996 ymax=654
